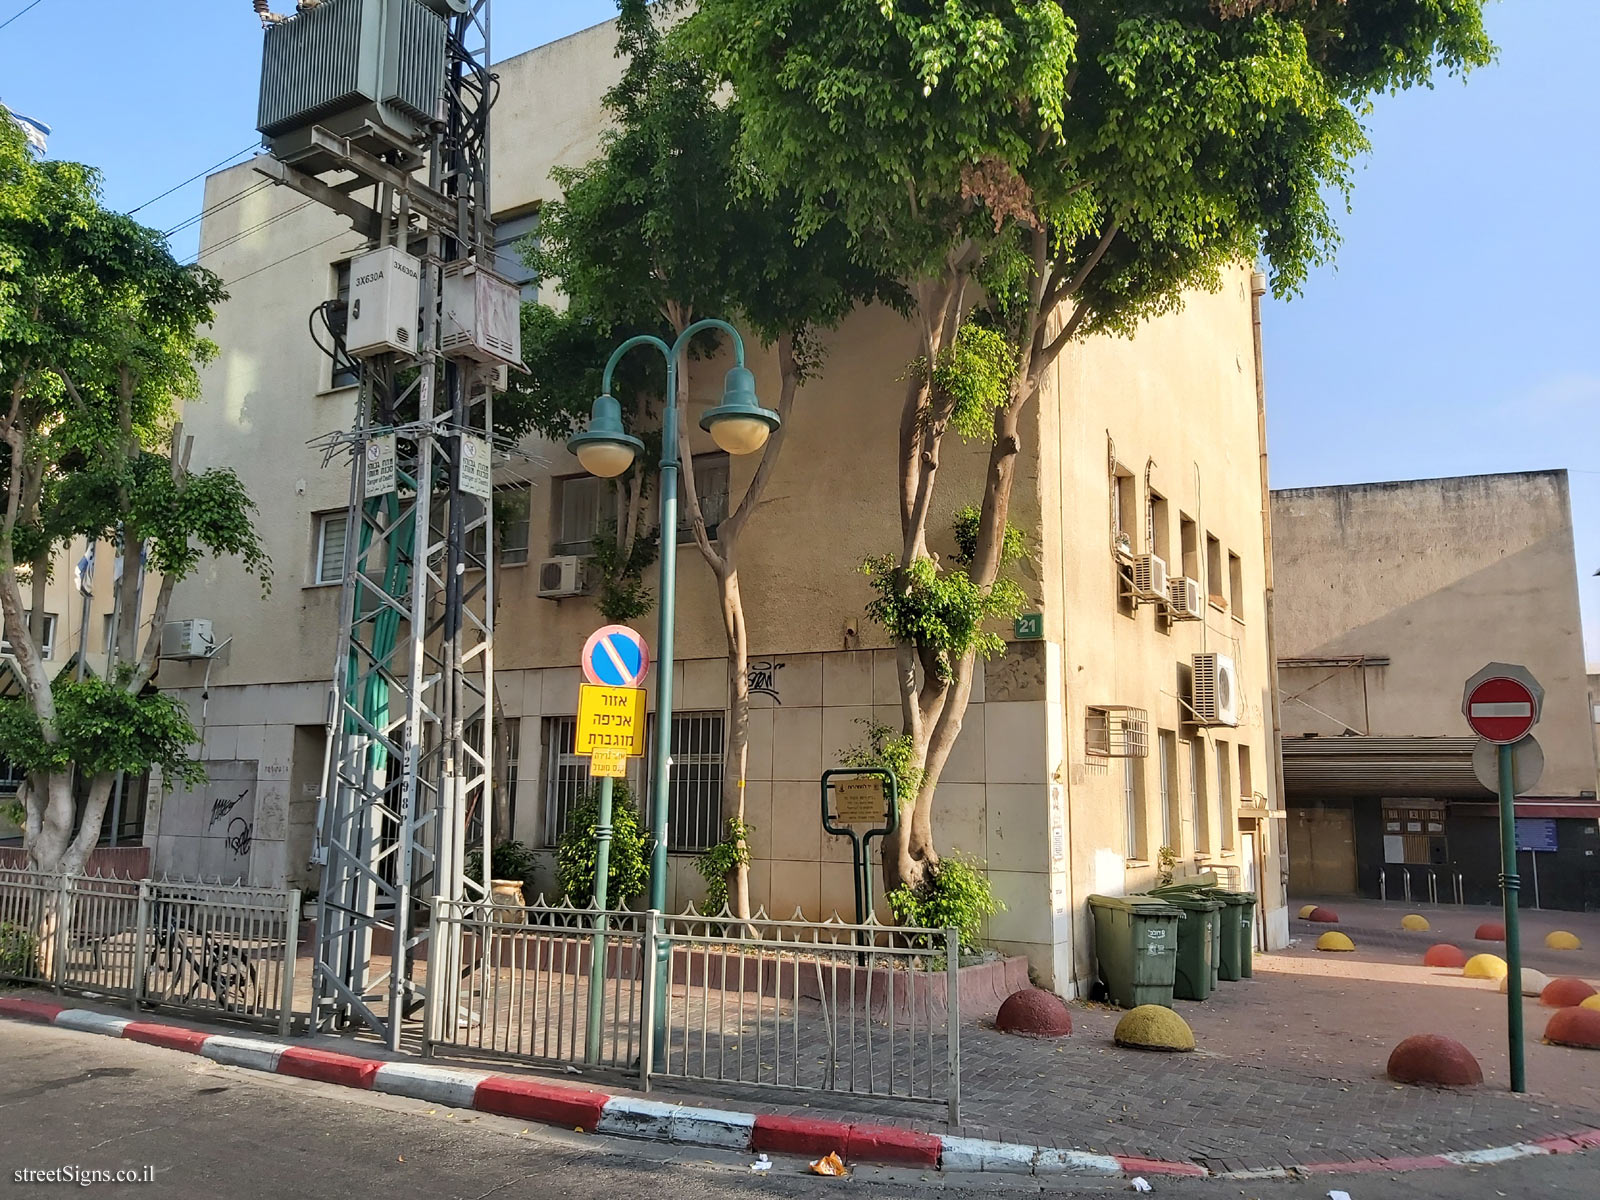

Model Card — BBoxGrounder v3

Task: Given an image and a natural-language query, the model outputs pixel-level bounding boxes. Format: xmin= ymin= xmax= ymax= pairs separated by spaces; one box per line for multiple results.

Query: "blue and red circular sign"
xmin=582 ymin=625 xmax=651 ymax=688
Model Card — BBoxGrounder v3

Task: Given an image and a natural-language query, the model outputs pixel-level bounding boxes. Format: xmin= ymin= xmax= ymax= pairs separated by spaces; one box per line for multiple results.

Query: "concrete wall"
xmin=148 ymin=17 xmax=1285 ymax=990
xmin=1273 ymin=472 xmax=1598 ymax=799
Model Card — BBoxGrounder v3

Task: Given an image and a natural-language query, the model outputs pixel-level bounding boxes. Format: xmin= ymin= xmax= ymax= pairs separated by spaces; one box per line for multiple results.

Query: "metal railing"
xmin=0 ymin=869 xmax=300 ymax=1035
xmin=425 ymin=896 xmax=962 ymax=1123
xmin=647 ymin=909 xmax=961 ymax=1124
xmin=1378 ymin=865 xmax=1465 ymax=906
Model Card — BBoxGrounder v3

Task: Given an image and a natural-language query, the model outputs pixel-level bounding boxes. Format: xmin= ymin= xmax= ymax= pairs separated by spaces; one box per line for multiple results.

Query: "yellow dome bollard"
xmin=1113 ymin=1005 xmax=1196 ymax=1052
xmin=1298 ymin=904 xmax=1320 ymax=919
xmin=1581 ymin=995 xmax=1600 ymax=1013
xmin=1546 ymin=931 xmax=1582 ymax=951
xmin=1317 ymin=931 xmax=1356 ymax=952
xmin=1401 ymin=914 xmax=1431 ymax=932
xmin=1463 ymin=953 xmax=1508 ymax=981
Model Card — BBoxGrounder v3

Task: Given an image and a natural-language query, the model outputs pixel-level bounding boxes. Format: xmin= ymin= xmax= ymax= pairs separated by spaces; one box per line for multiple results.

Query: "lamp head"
xmin=567 ymin=393 xmax=644 ymax=478
xmin=699 ymin=366 xmax=780 ymax=455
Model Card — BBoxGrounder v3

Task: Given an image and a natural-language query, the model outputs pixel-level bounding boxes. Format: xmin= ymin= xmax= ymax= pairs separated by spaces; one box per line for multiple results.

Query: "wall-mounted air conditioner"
xmin=257 ymin=0 xmax=449 ymax=174
xmin=537 ymin=556 xmax=587 ymax=599
xmin=1167 ymin=576 xmax=1203 ymax=621
xmin=1132 ymin=553 xmax=1168 ymax=601
xmin=1191 ymin=652 xmax=1240 ymax=727
xmin=161 ymin=619 xmax=215 ymax=660
xmin=345 ymin=246 xmax=421 ymax=358
xmin=442 ymin=262 xmax=522 ymax=367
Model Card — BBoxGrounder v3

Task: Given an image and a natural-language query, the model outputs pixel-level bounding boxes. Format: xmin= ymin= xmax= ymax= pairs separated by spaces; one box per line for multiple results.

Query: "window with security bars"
xmin=1085 ymin=705 xmax=1149 ymax=757
xmin=464 ymin=717 xmax=520 ymax=850
xmin=542 ymin=710 xmax=724 ymax=852
xmin=314 ymin=511 xmax=348 ymax=585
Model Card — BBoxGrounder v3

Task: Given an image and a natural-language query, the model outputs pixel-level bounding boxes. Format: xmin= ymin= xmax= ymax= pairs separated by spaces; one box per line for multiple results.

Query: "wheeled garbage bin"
xmin=1087 ymin=894 xmax=1181 ymax=1009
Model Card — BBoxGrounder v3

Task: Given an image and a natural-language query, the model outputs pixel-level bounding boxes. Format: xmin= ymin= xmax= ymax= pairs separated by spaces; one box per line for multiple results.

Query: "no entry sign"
xmin=582 ymin=624 xmax=650 ymax=688
xmin=1462 ymin=663 xmax=1543 ymax=745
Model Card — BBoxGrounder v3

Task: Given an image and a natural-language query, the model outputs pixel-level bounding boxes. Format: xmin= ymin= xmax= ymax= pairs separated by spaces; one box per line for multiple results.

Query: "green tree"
xmin=694 ymin=0 xmax=1491 ymax=895
xmin=524 ymin=1 xmax=899 ymax=918
xmin=0 ymin=120 xmax=270 ymax=874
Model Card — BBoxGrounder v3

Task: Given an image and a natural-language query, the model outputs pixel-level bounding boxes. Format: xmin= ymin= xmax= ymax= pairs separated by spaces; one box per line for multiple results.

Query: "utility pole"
xmin=249 ymin=0 xmax=517 ymax=1050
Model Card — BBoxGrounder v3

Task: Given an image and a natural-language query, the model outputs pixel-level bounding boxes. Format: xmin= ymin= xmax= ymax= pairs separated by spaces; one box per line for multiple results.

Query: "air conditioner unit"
xmin=1132 ymin=553 xmax=1168 ymax=600
xmin=441 ymin=262 xmax=522 ymax=367
xmin=1191 ymin=652 xmax=1240 ymax=727
xmin=345 ymin=246 xmax=421 ymax=358
xmin=1167 ymin=576 xmax=1203 ymax=621
xmin=537 ymin=556 xmax=587 ymax=599
xmin=257 ymin=0 xmax=449 ymax=174
xmin=161 ymin=619 xmax=215 ymax=661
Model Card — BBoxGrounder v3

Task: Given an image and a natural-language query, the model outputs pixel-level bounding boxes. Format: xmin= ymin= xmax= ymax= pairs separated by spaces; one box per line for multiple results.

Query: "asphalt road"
xmin=0 ymin=1021 xmax=1592 ymax=1199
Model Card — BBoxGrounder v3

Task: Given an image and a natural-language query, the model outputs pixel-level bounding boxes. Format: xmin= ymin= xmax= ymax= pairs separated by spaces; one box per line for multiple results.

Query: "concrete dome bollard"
xmin=1298 ymin=904 xmax=1320 ymax=919
xmin=1474 ymin=922 xmax=1506 ymax=942
xmin=995 ymin=988 xmax=1073 ymax=1038
xmin=1543 ymin=1007 xmax=1600 ymax=1050
xmin=1463 ymin=954 xmax=1508 ymax=981
xmin=1540 ymin=978 xmax=1598 ymax=1008
xmin=1317 ymin=931 xmax=1355 ymax=952
xmin=1401 ymin=914 xmax=1431 ymax=932
xmin=1500 ymin=968 xmax=1551 ymax=997
xmin=1546 ymin=931 xmax=1583 ymax=951
xmin=1386 ymin=1034 xmax=1484 ymax=1087
xmin=1113 ymin=1005 xmax=1195 ymax=1052
xmin=1306 ymin=907 xmax=1341 ymax=923
xmin=1581 ymin=995 xmax=1600 ymax=1012
xmin=1423 ymin=944 xmax=1467 ymax=968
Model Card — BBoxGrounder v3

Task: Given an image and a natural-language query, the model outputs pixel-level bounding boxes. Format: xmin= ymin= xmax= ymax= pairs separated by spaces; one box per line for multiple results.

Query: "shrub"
xmin=695 ymin=818 xmax=752 ymax=914
xmin=556 ymin=780 xmax=651 ymax=907
xmin=0 ymin=921 xmax=37 ymax=977
xmin=886 ymin=852 xmax=1003 ymax=954
xmin=465 ymin=839 xmax=539 ymax=886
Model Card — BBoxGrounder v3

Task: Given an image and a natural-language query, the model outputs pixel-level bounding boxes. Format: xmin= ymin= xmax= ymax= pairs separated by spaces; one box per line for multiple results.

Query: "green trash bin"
xmin=1087 ymin=895 xmax=1181 ymax=1009
xmin=1143 ymin=892 xmax=1219 ymax=1001
xmin=1212 ymin=893 xmax=1249 ymax=982
xmin=1233 ymin=891 xmax=1257 ymax=978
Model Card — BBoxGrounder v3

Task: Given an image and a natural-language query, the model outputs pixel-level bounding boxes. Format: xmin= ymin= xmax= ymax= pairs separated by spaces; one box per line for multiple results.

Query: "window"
xmin=330 ymin=263 xmax=359 ymax=390
xmin=1123 ymin=756 xmax=1146 ymax=860
xmin=1086 ymin=705 xmax=1149 ymax=758
xmin=1206 ymin=532 xmax=1224 ymax=608
xmin=466 ymin=485 xmax=531 ymax=566
xmin=1238 ymin=744 xmax=1253 ymax=804
xmin=1216 ymin=738 xmax=1235 ymax=850
xmin=542 ymin=710 xmax=724 ymax=853
xmin=679 ymin=453 xmax=730 ymax=543
xmin=1148 ymin=491 xmax=1170 ymax=566
xmin=553 ymin=474 xmax=604 ymax=556
xmin=466 ymin=717 xmax=521 ymax=849
xmin=1228 ymin=551 xmax=1244 ymax=620
xmin=2 ymin=613 xmax=58 ymax=660
xmin=103 ymin=614 xmax=115 ymax=654
xmin=1189 ymin=739 xmax=1209 ymax=853
xmin=314 ymin=512 xmax=349 ymax=585
xmin=1179 ymin=515 xmax=1199 ymax=582
xmin=492 ymin=211 xmax=540 ymax=303
xmin=1111 ymin=467 xmax=1137 ymax=555
xmin=1158 ymin=730 xmax=1178 ymax=853
xmin=0 ymin=756 xmax=24 ymax=796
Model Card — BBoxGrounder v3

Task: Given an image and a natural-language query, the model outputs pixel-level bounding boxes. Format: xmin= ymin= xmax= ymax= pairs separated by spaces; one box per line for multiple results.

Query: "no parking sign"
xmin=581 ymin=624 xmax=650 ymax=688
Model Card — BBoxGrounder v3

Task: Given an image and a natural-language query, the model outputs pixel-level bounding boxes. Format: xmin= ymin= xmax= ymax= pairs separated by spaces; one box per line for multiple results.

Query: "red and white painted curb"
xmin=4 ymin=996 xmax=1597 ymax=1178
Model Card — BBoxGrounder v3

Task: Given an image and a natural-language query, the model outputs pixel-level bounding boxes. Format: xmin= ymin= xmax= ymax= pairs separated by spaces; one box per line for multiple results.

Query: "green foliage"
xmin=556 ymin=781 xmax=652 ymax=907
xmin=1157 ymin=844 xmax=1179 ymax=888
xmin=840 ymin=720 xmax=923 ymax=810
xmin=951 ymin=504 xmax=1026 ymax=569
xmin=694 ymin=817 xmax=753 ymax=914
xmin=885 ymin=852 xmax=1003 ymax=954
xmin=861 ymin=554 xmax=1025 ymax=683
xmin=0 ymin=921 xmax=36 ymax=976
xmin=0 ymin=676 xmax=203 ymax=789
xmin=923 ymin=324 xmax=1016 ymax=440
xmin=591 ymin=520 xmax=659 ymax=624
xmin=465 ymin=839 xmax=540 ymax=886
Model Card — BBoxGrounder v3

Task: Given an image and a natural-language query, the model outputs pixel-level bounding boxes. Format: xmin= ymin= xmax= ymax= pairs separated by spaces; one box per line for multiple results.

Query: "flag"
xmin=1 ymin=104 xmax=49 ymax=153
xmin=74 ymin=546 xmax=94 ymax=598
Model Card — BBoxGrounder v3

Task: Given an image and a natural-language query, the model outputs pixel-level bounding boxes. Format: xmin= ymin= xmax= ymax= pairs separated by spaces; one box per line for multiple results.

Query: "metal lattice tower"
xmin=254 ymin=0 xmax=500 ymax=1049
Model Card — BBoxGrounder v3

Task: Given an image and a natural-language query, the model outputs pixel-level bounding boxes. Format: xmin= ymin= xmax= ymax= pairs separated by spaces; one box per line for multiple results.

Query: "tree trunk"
xmin=716 ymin=560 xmax=752 ymax=919
xmin=24 ymin=771 xmax=76 ymax=874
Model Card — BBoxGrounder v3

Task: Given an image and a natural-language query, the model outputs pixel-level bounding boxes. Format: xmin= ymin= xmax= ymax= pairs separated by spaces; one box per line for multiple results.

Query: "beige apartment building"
xmin=1274 ymin=471 xmax=1600 ymax=912
xmin=142 ymin=19 xmax=1286 ymax=993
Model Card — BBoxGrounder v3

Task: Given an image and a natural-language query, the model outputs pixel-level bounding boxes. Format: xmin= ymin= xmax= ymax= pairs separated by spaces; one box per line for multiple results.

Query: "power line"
xmin=0 ymin=0 xmax=47 ymax=33
xmin=164 ymin=179 xmax=274 ymax=239
xmin=129 ymin=142 xmax=260 ymax=215
xmin=191 ymin=199 xmax=316 ymax=262
xmin=224 ymin=231 xmax=353 ymax=289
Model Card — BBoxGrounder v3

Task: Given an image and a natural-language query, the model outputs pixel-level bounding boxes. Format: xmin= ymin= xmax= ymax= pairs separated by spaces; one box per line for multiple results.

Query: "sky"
xmin=1 ymin=1 xmax=1594 ymax=664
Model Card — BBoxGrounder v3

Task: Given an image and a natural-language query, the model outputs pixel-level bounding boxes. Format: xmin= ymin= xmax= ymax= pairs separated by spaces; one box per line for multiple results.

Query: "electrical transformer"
xmin=441 ymin=262 xmax=522 ymax=366
xmin=257 ymin=0 xmax=454 ymax=174
xmin=346 ymin=246 xmax=422 ymax=358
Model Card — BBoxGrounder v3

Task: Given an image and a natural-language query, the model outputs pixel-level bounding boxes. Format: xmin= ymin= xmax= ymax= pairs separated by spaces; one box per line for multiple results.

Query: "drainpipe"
xmin=1251 ymin=268 xmax=1288 ymax=925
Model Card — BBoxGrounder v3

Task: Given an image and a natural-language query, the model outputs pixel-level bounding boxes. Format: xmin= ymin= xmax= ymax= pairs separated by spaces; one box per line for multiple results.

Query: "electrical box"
xmin=346 ymin=246 xmax=421 ymax=359
xmin=161 ymin=619 xmax=215 ymax=661
xmin=257 ymin=0 xmax=448 ymax=174
xmin=441 ymin=262 xmax=522 ymax=367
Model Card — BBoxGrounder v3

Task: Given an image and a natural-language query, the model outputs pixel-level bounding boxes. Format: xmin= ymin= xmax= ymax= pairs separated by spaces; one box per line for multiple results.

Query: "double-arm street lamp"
xmin=567 ymin=318 xmax=779 ymax=1056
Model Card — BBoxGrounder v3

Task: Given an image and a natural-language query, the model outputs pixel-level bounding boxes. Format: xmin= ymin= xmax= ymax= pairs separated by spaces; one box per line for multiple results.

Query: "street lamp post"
xmin=568 ymin=318 xmax=779 ymax=1057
